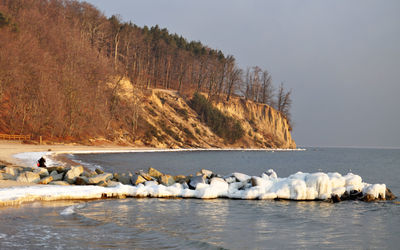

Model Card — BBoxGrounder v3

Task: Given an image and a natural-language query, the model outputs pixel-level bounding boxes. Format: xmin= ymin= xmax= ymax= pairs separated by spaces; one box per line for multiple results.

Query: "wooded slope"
xmin=0 ymin=0 xmax=294 ymax=148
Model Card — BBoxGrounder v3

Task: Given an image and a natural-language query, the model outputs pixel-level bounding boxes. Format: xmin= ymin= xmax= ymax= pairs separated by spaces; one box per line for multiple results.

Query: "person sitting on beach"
xmin=37 ymin=157 xmax=46 ymax=168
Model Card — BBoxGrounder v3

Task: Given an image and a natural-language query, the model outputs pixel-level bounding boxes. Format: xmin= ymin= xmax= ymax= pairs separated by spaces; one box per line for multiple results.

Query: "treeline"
xmin=0 ymin=0 xmax=292 ymax=141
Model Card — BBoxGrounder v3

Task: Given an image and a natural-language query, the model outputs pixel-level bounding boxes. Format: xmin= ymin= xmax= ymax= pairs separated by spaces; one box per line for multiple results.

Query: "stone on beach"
xmin=64 ymin=166 xmax=84 ymax=184
xmin=88 ymin=173 xmax=113 ymax=185
xmin=75 ymin=176 xmax=89 ymax=185
xmin=200 ymin=169 xmax=213 ymax=178
xmin=148 ymin=167 xmax=163 ymax=179
xmin=50 ymin=171 xmax=65 ymax=181
xmin=159 ymin=175 xmax=175 ymax=186
xmin=95 ymin=168 xmax=104 ymax=174
xmin=47 ymin=166 xmax=67 ymax=173
xmin=16 ymin=171 xmax=41 ymax=183
xmin=38 ymin=176 xmax=53 ymax=184
xmin=385 ymin=188 xmax=396 ymax=200
xmin=34 ymin=168 xmax=49 ymax=178
xmin=82 ymin=170 xmax=97 ymax=178
xmin=131 ymin=174 xmax=147 ymax=185
xmin=0 ymin=172 xmax=16 ymax=180
xmin=138 ymin=170 xmax=154 ymax=181
xmin=188 ymin=175 xmax=206 ymax=189
xmin=4 ymin=166 xmax=19 ymax=177
xmin=173 ymin=175 xmax=188 ymax=184
xmin=114 ymin=172 xmax=133 ymax=185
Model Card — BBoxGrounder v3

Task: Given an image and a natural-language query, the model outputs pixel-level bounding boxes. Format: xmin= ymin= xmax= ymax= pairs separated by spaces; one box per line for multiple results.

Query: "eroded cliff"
xmin=115 ymin=87 xmax=296 ymax=149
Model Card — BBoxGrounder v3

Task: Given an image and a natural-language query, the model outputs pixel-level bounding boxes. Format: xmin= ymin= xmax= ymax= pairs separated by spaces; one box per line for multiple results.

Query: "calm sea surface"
xmin=1 ymin=148 xmax=399 ymax=249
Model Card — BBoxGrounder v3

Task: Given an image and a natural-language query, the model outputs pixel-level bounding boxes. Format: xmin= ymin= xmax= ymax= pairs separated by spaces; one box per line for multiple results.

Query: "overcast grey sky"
xmin=84 ymin=0 xmax=400 ymax=148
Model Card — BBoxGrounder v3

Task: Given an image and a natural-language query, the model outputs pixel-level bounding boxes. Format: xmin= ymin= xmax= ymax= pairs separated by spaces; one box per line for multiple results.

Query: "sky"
xmin=83 ymin=0 xmax=400 ymax=148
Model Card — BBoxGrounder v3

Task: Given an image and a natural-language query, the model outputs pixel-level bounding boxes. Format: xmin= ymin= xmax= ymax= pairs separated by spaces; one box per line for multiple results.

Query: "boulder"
xmin=82 ymin=170 xmax=97 ymax=178
xmin=114 ymin=172 xmax=133 ymax=185
xmin=88 ymin=173 xmax=113 ymax=185
xmin=131 ymin=174 xmax=147 ymax=185
xmin=49 ymin=181 xmax=70 ymax=186
xmin=174 ymin=175 xmax=188 ymax=184
xmin=16 ymin=171 xmax=41 ymax=183
xmin=159 ymin=175 xmax=175 ymax=186
xmin=21 ymin=166 xmax=36 ymax=172
xmin=138 ymin=170 xmax=154 ymax=181
xmin=4 ymin=166 xmax=19 ymax=177
xmin=386 ymin=188 xmax=396 ymax=200
xmin=34 ymin=168 xmax=49 ymax=178
xmin=331 ymin=194 xmax=341 ymax=203
xmin=47 ymin=166 xmax=67 ymax=173
xmin=0 ymin=172 xmax=16 ymax=180
xmin=188 ymin=175 xmax=206 ymax=190
xmin=362 ymin=194 xmax=376 ymax=202
xmin=95 ymin=168 xmax=104 ymax=174
xmin=75 ymin=176 xmax=89 ymax=185
xmin=39 ymin=176 xmax=53 ymax=184
xmin=50 ymin=171 xmax=64 ymax=181
xmin=200 ymin=169 xmax=213 ymax=178
xmin=148 ymin=167 xmax=163 ymax=179
xmin=64 ymin=166 xmax=84 ymax=184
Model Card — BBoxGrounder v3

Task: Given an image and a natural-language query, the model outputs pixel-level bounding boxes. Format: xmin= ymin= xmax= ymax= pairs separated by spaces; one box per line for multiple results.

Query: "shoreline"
xmin=0 ymin=141 xmax=304 ymax=189
xmin=1 ymin=140 xmax=305 ymax=167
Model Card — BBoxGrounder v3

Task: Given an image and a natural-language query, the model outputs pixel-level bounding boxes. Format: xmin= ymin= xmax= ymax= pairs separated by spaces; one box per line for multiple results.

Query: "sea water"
xmin=1 ymin=148 xmax=399 ymax=249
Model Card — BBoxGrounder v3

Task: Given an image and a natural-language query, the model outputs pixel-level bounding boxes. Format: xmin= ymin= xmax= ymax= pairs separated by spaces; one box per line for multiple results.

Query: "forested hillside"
xmin=0 ymin=0 xmax=293 ymax=147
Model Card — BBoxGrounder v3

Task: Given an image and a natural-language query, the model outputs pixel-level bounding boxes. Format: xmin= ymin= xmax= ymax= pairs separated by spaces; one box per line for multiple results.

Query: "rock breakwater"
xmin=0 ymin=164 xmax=396 ymax=206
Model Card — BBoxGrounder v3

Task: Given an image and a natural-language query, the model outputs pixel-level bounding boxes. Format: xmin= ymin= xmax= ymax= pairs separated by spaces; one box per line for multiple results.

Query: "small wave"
xmin=60 ymin=203 xmax=87 ymax=216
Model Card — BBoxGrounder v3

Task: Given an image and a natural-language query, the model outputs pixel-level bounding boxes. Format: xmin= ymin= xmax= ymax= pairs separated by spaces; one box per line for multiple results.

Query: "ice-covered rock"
xmin=233 ymin=172 xmax=251 ymax=182
xmin=200 ymin=169 xmax=213 ymax=178
xmin=0 ymin=167 xmax=395 ymax=206
xmin=188 ymin=175 xmax=206 ymax=189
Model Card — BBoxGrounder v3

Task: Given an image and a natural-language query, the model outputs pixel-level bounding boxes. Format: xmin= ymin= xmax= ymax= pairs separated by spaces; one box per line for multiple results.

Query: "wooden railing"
xmin=0 ymin=134 xmax=31 ymax=140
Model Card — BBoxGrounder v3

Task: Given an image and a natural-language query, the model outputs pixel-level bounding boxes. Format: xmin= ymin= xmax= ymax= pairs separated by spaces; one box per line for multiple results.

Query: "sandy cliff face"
xmin=107 ymin=79 xmax=295 ymax=148
xmin=215 ymin=98 xmax=296 ymax=149
xmin=131 ymin=89 xmax=296 ymax=149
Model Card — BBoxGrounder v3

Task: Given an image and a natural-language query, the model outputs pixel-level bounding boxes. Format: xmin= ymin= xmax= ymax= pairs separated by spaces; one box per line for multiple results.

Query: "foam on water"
xmin=0 ymin=170 xmax=388 ymax=206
